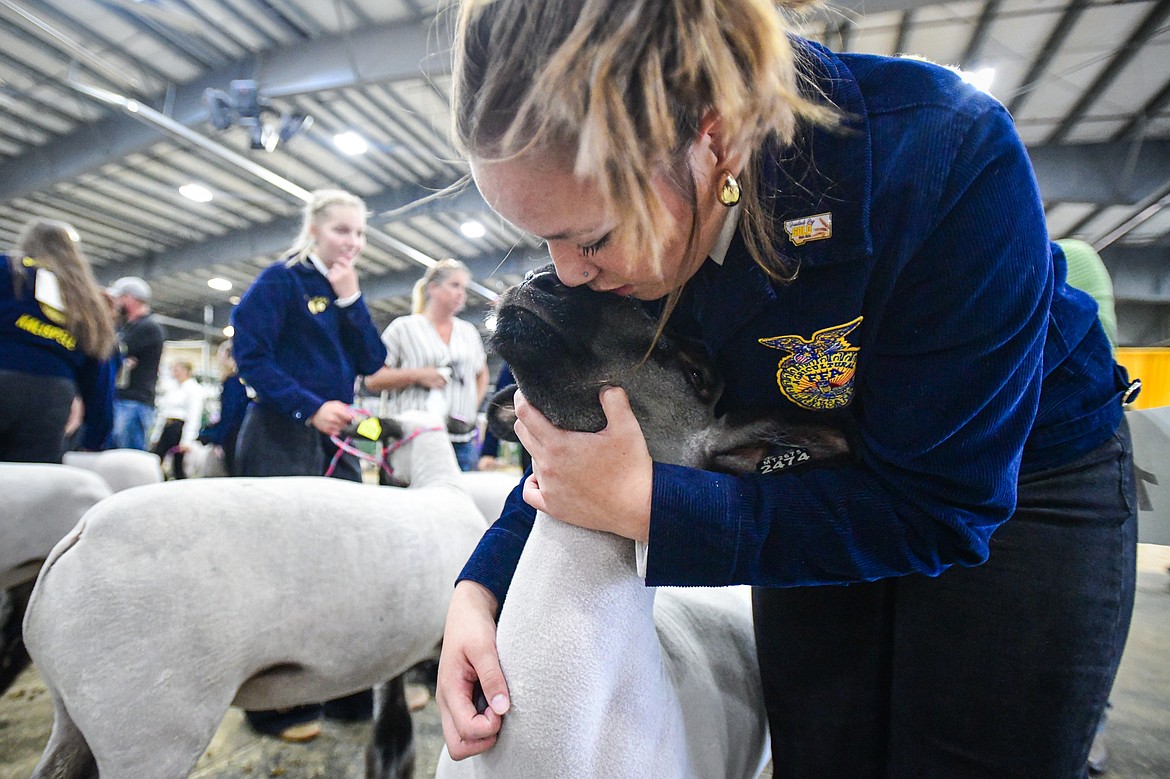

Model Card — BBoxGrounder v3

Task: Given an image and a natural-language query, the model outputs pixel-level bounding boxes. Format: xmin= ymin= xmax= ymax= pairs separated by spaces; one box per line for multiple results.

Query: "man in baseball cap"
xmin=106 ymin=275 xmax=152 ymax=302
xmin=107 ymin=275 xmax=166 ymax=450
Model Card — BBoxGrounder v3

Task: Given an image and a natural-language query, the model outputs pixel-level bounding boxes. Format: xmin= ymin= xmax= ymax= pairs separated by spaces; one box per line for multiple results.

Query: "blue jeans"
xmin=453 ymin=439 xmax=479 ymax=472
xmin=754 ymin=421 xmax=1137 ymax=778
xmin=111 ymin=399 xmax=155 ymax=451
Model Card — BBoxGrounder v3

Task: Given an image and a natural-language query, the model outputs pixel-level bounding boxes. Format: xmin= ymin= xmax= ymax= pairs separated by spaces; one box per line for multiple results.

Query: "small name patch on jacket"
xmin=783 ymin=212 xmax=832 ymax=246
xmin=307 ymin=296 xmax=330 ymax=314
xmin=759 ymin=316 xmax=862 ymax=410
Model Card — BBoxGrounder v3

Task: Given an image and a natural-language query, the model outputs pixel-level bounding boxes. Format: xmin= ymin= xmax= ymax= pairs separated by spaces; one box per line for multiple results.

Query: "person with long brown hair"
xmin=0 ymin=219 xmax=117 ymax=462
xmin=435 ymin=1 xmax=1138 ymax=776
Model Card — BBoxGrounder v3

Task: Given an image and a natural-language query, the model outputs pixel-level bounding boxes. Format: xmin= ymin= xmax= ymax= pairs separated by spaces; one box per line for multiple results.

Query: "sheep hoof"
xmin=405 ymin=684 xmax=430 ymax=711
xmin=278 ymin=721 xmax=322 ymax=743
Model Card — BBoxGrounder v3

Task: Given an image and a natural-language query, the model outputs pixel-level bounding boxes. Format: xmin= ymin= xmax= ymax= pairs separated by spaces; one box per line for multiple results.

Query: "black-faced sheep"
xmin=437 ymin=267 xmax=848 ymax=779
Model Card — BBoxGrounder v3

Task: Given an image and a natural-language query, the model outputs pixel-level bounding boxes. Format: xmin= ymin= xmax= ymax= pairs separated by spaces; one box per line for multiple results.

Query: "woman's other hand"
xmin=309 ymin=400 xmax=355 ymax=437
xmin=514 ymin=386 xmax=653 ymax=542
xmin=437 ymin=580 xmax=510 ymax=759
xmin=416 ymin=366 xmax=450 ymax=389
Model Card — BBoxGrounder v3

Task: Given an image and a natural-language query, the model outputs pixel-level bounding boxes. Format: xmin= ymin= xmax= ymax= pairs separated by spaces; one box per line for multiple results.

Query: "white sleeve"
xmin=181 ymin=383 xmax=205 ymax=445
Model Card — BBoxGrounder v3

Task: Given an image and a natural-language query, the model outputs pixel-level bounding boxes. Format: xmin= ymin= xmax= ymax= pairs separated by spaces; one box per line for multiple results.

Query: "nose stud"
xmin=582 ymin=269 xmax=590 ymax=279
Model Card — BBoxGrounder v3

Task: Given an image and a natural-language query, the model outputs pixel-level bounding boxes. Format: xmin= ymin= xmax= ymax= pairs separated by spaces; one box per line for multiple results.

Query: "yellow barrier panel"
xmin=1116 ymin=347 xmax=1170 ymax=410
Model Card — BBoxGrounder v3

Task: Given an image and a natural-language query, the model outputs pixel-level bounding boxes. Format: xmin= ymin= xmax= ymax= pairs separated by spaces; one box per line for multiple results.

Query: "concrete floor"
xmin=1 ymin=545 xmax=1167 ymax=778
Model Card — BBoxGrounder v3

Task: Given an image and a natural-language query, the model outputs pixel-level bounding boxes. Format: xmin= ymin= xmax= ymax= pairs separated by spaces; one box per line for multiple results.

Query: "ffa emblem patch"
xmin=783 ymin=212 xmax=832 ymax=246
xmin=759 ymin=316 xmax=862 ymax=410
xmin=307 ymin=296 xmax=330 ymax=314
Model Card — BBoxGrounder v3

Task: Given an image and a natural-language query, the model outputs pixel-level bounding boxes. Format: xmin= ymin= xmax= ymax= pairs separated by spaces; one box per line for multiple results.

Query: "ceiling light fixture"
xmin=207 ymin=277 xmax=233 ymax=291
xmin=334 ymin=131 xmax=368 ymax=156
xmin=180 ymin=183 xmax=214 ymax=203
xmin=460 ymin=220 xmax=486 ymax=238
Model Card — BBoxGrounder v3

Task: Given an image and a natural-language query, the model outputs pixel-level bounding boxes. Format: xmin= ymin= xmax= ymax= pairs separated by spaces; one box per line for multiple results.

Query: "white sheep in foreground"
xmin=437 ymin=268 xmax=850 ymax=779
xmin=0 ymin=463 xmax=112 ymax=591
xmin=1 ymin=463 xmax=114 ymax=695
xmin=24 ymin=411 xmax=498 ymax=779
xmin=63 ymin=448 xmax=164 ymax=492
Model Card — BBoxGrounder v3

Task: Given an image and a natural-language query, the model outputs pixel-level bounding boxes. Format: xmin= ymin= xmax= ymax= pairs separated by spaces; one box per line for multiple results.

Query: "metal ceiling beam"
xmin=1112 ymin=73 xmax=1170 ymax=143
xmin=113 ymin=136 xmax=1169 ymax=291
xmin=1101 ymin=244 xmax=1170 ymax=305
xmin=1045 ymin=0 xmax=1170 ymax=145
xmin=103 ymin=182 xmax=488 ymax=283
xmin=167 ymin=244 xmax=546 ymax=332
xmin=1005 ymin=0 xmax=1091 ymax=117
xmin=892 ymin=9 xmax=915 ymax=56
xmin=828 ymin=0 xmax=951 ymax=15
xmin=960 ymin=0 xmax=1002 ymax=69
xmin=1028 ymin=139 xmax=1170 ymax=205
xmin=0 ymin=17 xmax=440 ymax=204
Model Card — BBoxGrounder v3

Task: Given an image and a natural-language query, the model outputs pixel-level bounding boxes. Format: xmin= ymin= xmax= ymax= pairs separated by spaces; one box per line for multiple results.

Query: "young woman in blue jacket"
xmin=436 ymin=1 xmax=1138 ymax=776
xmin=0 ymin=219 xmax=117 ymax=462
xmin=230 ymin=189 xmax=388 ymax=740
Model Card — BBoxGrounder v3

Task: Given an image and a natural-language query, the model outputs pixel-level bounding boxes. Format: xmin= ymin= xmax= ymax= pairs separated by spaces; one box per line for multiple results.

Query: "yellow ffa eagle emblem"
xmin=307 ymin=296 xmax=330 ymax=314
xmin=759 ymin=316 xmax=862 ymax=410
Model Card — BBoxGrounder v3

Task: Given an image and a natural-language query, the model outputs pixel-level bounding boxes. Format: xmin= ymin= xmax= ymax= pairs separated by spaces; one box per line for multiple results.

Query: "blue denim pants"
xmin=753 ymin=420 xmax=1137 ymax=779
xmin=111 ymin=399 xmax=156 ymax=451
xmin=452 ymin=438 xmax=479 ymax=472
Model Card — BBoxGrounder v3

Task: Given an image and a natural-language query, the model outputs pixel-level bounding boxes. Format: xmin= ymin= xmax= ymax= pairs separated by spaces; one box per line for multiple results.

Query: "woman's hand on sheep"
xmin=438 ymin=580 xmax=511 ymax=759
xmin=514 ymin=386 xmax=653 ymax=543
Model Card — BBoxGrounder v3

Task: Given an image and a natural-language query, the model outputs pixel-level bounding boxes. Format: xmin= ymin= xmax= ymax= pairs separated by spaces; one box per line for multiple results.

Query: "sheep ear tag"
xmin=757 ymin=445 xmax=811 ymax=474
xmin=355 ymin=417 xmax=383 ymax=441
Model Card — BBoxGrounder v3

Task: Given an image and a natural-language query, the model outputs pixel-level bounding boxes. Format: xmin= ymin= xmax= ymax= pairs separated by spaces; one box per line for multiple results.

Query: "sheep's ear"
xmin=378 ymin=417 xmax=406 ymax=443
xmin=447 ymin=415 xmax=477 ymax=436
xmin=487 ymin=384 xmax=520 ymax=442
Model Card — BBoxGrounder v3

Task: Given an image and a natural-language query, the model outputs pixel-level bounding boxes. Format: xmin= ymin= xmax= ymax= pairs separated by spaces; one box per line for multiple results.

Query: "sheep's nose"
xmin=525 ymin=265 xmax=561 ymax=293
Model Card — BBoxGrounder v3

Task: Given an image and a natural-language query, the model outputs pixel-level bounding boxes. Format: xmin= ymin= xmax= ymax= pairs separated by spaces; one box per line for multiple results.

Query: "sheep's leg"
xmin=366 ymin=674 xmax=415 ymax=779
xmin=38 ymin=666 xmax=232 ymax=779
xmin=0 ymin=581 xmax=33 ymax=694
xmin=30 ymin=692 xmax=98 ymax=779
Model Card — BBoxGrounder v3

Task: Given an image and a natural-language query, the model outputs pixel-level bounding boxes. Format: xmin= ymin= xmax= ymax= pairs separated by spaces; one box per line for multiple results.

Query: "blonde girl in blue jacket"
xmin=435 ymin=1 xmax=1138 ymax=777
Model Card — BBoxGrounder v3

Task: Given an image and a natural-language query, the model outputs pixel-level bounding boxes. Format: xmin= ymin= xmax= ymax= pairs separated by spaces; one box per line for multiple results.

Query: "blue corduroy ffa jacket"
xmin=231 ymin=258 xmax=387 ymax=423
xmin=0 ymin=255 xmax=116 ymax=450
xmin=460 ymin=40 xmax=1129 ymax=597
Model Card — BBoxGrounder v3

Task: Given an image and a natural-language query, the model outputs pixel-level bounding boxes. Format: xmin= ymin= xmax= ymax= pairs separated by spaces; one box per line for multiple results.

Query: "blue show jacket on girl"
xmin=460 ymin=40 xmax=1129 ymax=597
xmin=0 ymin=255 xmax=116 ymax=450
xmin=231 ymin=258 xmax=387 ymax=422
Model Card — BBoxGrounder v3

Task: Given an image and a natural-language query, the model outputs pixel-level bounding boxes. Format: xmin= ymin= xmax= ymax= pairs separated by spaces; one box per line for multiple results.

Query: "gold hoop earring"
xmin=717 ymin=171 xmax=741 ymax=207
